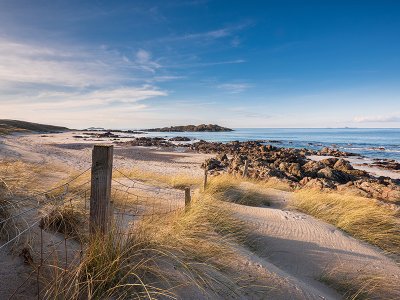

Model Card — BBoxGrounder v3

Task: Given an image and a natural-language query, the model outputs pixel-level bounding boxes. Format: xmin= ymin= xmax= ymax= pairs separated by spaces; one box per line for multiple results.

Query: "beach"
xmin=1 ymin=131 xmax=399 ymax=299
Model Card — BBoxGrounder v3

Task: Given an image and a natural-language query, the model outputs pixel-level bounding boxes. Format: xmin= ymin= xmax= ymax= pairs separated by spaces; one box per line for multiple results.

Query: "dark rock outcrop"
xmin=191 ymin=140 xmax=400 ymax=203
xmin=145 ymin=124 xmax=233 ymax=132
xmin=117 ymin=137 xmax=174 ymax=147
xmin=169 ymin=136 xmax=191 ymax=141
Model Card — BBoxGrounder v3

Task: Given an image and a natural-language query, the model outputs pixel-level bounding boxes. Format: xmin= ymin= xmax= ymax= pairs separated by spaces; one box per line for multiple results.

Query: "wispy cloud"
xmin=156 ymin=22 xmax=251 ymax=43
xmin=132 ymin=49 xmax=161 ymax=73
xmin=353 ymin=115 xmax=400 ymax=123
xmin=217 ymin=83 xmax=251 ymax=94
xmin=168 ymin=59 xmax=245 ymax=69
xmin=231 ymin=36 xmax=241 ymax=47
xmin=0 ymin=38 xmax=113 ymax=87
xmin=0 ymin=37 xmax=169 ymax=124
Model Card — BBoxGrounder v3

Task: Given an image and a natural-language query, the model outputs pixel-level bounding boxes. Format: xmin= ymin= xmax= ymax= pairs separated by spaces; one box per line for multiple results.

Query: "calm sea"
xmin=143 ymin=128 xmax=400 ymax=162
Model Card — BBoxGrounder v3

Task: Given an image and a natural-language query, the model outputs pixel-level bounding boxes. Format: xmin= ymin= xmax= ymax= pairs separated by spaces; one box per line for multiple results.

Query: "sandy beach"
xmin=1 ymin=131 xmax=399 ymax=299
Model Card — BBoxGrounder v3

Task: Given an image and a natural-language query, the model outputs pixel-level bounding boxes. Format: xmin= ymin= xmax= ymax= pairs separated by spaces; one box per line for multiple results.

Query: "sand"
xmin=1 ymin=131 xmax=399 ymax=299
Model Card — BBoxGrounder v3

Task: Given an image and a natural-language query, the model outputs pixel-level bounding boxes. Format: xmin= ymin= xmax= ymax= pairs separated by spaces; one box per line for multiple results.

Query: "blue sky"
xmin=0 ymin=0 xmax=399 ymax=128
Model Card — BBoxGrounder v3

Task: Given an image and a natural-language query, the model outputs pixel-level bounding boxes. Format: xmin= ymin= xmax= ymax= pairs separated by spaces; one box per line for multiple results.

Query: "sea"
xmin=143 ymin=128 xmax=400 ymax=162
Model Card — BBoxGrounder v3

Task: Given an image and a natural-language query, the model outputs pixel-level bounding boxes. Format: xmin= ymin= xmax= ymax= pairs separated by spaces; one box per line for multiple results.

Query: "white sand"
xmin=1 ymin=132 xmax=399 ymax=299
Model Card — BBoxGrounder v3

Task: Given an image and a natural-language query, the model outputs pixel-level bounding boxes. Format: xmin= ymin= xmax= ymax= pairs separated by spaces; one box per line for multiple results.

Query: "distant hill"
xmin=145 ymin=124 xmax=233 ymax=132
xmin=0 ymin=119 xmax=69 ymax=135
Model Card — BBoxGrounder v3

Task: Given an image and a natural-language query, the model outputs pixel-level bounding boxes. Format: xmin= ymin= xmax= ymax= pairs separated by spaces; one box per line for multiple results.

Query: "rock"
xmin=216 ymin=153 xmax=229 ymax=162
xmin=320 ymin=158 xmax=339 ymax=167
xmin=302 ymin=161 xmax=325 ymax=176
xmin=333 ymin=159 xmax=354 ymax=171
xmin=279 ymin=162 xmax=303 ymax=179
xmin=317 ymin=167 xmax=354 ymax=184
xmin=301 ymin=177 xmax=336 ymax=190
xmin=318 ymin=147 xmax=358 ymax=157
xmin=115 ymin=135 xmax=400 ymax=202
xmin=370 ymin=159 xmax=400 ymax=171
xmin=97 ymin=131 xmax=119 ymax=138
xmin=203 ymin=158 xmax=223 ymax=171
xmin=169 ymin=136 xmax=191 ymax=141
xmin=121 ymin=137 xmax=174 ymax=147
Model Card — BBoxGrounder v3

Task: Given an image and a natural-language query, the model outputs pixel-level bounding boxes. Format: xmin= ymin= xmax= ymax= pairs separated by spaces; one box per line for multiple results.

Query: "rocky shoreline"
xmin=115 ymin=137 xmax=400 ymax=203
xmin=195 ymin=140 xmax=400 ymax=203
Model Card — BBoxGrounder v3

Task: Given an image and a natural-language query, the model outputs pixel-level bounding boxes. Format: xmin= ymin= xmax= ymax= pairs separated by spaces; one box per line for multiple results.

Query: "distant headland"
xmin=145 ymin=124 xmax=233 ymax=132
xmin=0 ymin=119 xmax=69 ymax=135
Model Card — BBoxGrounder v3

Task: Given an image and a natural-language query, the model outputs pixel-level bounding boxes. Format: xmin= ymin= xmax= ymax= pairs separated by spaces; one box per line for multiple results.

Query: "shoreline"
xmin=1 ymin=130 xmax=400 ymax=299
xmin=1 ymin=131 xmax=399 ymax=204
xmin=2 ymin=130 xmax=399 ymax=172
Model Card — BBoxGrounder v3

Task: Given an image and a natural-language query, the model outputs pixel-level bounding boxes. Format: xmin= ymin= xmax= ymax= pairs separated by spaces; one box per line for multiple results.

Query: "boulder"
xmin=320 ymin=158 xmax=339 ymax=167
xmin=333 ymin=159 xmax=354 ymax=172
xmin=302 ymin=160 xmax=325 ymax=176
xmin=301 ymin=177 xmax=336 ymax=190
xmin=317 ymin=167 xmax=354 ymax=184
xmin=279 ymin=162 xmax=303 ymax=178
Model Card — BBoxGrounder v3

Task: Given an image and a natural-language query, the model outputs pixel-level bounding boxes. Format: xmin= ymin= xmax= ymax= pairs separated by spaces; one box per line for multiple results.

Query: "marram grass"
xmin=293 ymin=189 xmax=400 ymax=255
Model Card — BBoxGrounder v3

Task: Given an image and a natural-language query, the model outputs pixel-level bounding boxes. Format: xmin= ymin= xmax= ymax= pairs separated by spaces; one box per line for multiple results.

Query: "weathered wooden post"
xmin=90 ymin=145 xmax=114 ymax=235
xmin=185 ymin=187 xmax=191 ymax=211
xmin=242 ymin=159 xmax=249 ymax=178
xmin=203 ymin=167 xmax=208 ymax=191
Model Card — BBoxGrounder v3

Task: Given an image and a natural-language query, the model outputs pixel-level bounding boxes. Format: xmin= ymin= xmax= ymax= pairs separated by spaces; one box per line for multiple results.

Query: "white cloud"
xmin=133 ymin=49 xmax=161 ymax=73
xmin=1 ymin=86 xmax=167 ymax=108
xmin=169 ymin=59 xmax=245 ymax=69
xmin=353 ymin=115 xmax=400 ymax=123
xmin=136 ymin=49 xmax=151 ymax=63
xmin=217 ymin=83 xmax=251 ymax=94
xmin=0 ymin=37 xmax=116 ymax=87
xmin=0 ymin=37 xmax=170 ymax=127
xmin=157 ymin=22 xmax=251 ymax=43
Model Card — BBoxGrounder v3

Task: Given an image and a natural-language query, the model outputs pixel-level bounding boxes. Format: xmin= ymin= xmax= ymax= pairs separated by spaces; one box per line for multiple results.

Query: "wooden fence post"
xmin=203 ymin=168 xmax=208 ymax=191
xmin=185 ymin=187 xmax=191 ymax=211
xmin=242 ymin=159 xmax=249 ymax=178
xmin=90 ymin=145 xmax=114 ymax=235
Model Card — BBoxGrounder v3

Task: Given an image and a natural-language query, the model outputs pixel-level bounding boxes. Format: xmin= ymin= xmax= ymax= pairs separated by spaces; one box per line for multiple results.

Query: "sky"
xmin=0 ymin=0 xmax=399 ymax=129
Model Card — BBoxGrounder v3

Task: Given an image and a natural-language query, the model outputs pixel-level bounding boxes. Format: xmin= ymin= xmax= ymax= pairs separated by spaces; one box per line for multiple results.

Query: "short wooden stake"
xmin=242 ymin=159 xmax=249 ymax=178
xmin=89 ymin=145 xmax=114 ymax=235
xmin=185 ymin=187 xmax=191 ymax=211
xmin=203 ymin=168 xmax=208 ymax=191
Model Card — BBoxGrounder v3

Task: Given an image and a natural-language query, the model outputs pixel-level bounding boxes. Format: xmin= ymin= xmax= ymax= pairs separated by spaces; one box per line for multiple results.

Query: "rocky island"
xmin=145 ymin=124 xmax=233 ymax=132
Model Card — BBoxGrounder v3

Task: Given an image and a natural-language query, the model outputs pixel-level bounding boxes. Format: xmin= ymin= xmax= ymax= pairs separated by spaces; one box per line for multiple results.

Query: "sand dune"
xmin=1 ymin=131 xmax=399 ymax=299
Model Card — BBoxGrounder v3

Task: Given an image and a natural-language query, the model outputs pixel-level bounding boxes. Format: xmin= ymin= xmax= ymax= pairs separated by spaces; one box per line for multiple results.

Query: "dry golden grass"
xmin=114 ymin=167 xmax=201 ymax=189
xmin=115 ymin=167 xmax=292 ymax=192
xmin=293 ymin=190 xmax=400 ymax=255
xmin=204 ymin=174 xmax=290 ymax=207
xmin=42 ymin=194 xmax=250 ymax=299
xmin=0 ymin=159 xmax=65 ymax=241
xmin=40 ymin=204 xmax=87 ymax=240
xmin=0 ymin=159 xmax=53 ymax=193
xmin=0 ymin=195 xmax=14 ymax=240
xmin=319 ymin=265 xmax=400 ymax=300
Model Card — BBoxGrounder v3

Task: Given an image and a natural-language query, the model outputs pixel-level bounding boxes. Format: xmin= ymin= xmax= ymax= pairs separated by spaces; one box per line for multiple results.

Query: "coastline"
xmin=1 ymin=130 xmax=400 ymax=299
xmin=1 ymin=131 xmax=399 ymax=204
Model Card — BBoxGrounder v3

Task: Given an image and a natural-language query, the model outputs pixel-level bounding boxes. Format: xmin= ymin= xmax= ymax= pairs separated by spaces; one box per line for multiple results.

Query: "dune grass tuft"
xmin=204 ymin=174 xmax=288 ymax=207
xmin=42 ymin=192 xmax=250 ymax=299
xmin=40 ymin=204 xmax=87 ymax=240
xmin=319 ymin=265 xmax=400 ymax=300
xmin=114 ymin=167 xmax=202 ymax=189
xmin=293 ymin=189 xmax=400 ymax=255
